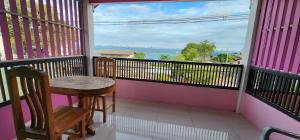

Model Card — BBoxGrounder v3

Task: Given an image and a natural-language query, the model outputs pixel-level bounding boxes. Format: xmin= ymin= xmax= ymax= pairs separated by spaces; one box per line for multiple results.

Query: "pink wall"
xmin=0 ymin=94 xmax=77 ymax=140
xmin=241 ymin=94 xmax=300 ymax=140
xmin=251 ymin=0 xmax=300 ymax=74
xmin=116 ymin=79 xmax=239 ymax=111
xmin=0 ymin=0 xmax=82 ymax=61
xmin=0 ymin=79 xmax=237 ymax=140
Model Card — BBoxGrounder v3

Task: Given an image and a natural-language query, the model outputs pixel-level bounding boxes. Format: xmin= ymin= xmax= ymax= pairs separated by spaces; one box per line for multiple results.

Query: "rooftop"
xmin=98 ymin=50 xmax=135 ymax=56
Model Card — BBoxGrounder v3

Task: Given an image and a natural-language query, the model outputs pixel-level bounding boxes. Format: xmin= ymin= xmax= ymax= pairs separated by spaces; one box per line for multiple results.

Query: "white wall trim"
xmin=236 ymin=0 xmax=262 ymax=112
xmin=82 ymin=1 xmax=96 ymax=76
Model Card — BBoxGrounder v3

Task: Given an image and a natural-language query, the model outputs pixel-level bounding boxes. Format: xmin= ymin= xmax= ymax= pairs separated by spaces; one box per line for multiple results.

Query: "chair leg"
xmin=96 ymin=97 xmax=100 ymax=110
xmin=57 ymin=135 xmax=62 ymax=140
xmin=80 ymin=118 xmax=86 ymax=140
xmin=67 ymin=133 xmax=77 ymax=140
xmin=102 ymin=97 xmax=107 ymax=123
xmin=16 ymin=135 xmax=26 ymax=140
xmin=67 ymin=95 xmax=73 ymax=107
xmin=112 ymin=92 xmax=116 ymax=112
xmin=112 ymin=103 xmax=116 ymax=112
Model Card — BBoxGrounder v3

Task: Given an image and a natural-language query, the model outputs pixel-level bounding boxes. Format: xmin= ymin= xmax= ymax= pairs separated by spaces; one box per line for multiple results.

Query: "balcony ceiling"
xmin=89 ymin=0 xmax=224 ymax=4
xmin=89 ymin=0 xmax=180 ymax=3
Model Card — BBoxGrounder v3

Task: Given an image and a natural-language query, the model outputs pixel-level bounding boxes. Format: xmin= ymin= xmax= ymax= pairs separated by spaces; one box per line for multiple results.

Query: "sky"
xmin=93 ymin=0 xmax=250 ymax=51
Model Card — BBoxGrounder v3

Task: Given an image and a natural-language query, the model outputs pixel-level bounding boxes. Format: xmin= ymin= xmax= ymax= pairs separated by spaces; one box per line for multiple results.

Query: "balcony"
xmin=0 ymin=55 xmax=299 ymax=140
xmin=0 ymin=0 xmax=300 ymax=139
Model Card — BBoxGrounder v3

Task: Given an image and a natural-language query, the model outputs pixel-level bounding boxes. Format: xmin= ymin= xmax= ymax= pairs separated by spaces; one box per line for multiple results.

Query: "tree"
xmin=134 ymin=52 xmax=145 ymax=59
xmin=181 ymin=40 xmax=216 ymax=62
xmin=174 ymin=54 xmax=186 ymax=61
xmin=196 ymin=40 xmax=216 ymax=61
xmin=212 ymin=52 xmax=237 ymax=63
xmin=160 ymin=54 xmax=171 ymax=61
xmin=181 ymin=43 xmax=199 ymax=61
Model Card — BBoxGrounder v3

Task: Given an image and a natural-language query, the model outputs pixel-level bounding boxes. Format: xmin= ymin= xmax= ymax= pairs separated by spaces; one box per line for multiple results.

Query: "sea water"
xmin=95 ymin=46 xmax=238 ymax=60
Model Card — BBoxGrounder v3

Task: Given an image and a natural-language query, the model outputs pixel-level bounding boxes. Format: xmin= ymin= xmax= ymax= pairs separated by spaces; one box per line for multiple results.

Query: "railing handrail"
xmin=260 ymin=127 xmax=300 ymax=140
xmin=246 ymin=66 xmax=300 ymax=121
xmin=96 ymin=57 xmax=244 ymax=67
xmin=0 ymin=56 xmax=87 ymax=107
xmin=93 ymin=56 xmax=244 ymax=90
xmin=251 ymin=66 xmax=300 ymax=79
xmin=0 ymin=55 xmax=85 ymax=67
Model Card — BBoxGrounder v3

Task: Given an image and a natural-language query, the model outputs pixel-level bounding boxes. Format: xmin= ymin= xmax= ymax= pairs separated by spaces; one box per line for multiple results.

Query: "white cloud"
xmin=93 ymin=0 xmax=250 ymax=51
xmin=191 ymin=0 xmax=250 ymax=15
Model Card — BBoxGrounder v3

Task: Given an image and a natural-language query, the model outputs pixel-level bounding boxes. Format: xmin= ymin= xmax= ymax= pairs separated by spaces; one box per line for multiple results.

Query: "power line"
xmin=96 ymin=13 xmax=249 ymax=23
xmin=94 ymin=13 xmax=249 ymax=25
xmin=94 ymin=17 xmax=248 ymax=25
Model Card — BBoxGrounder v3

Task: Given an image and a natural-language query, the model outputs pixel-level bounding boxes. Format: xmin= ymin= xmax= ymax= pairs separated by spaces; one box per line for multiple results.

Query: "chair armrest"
xmin=260 ymin=126 xmax=300 ymax=140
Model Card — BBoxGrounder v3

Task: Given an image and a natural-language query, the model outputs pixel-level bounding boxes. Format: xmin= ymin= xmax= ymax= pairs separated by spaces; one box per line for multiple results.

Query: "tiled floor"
xmin=86 ymin=98 xmax=261 ymax=140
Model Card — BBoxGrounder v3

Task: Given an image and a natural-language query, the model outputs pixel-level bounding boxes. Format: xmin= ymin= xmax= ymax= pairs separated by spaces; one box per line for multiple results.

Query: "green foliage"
xmin=181 ymin=43 xmax=199 ymax=61
xmin=170 ymin=64 xmax=218 ymax=84
xmin=159 ymin=40 xmax=216 ymax=63
xmin=182 ymin=40 xmax=216 ymax=62
xmin=160 ymin=54 xmax=171 ymax=61
xmin=212 ymin=52 xmax=239 ymax=63
xmin=174 ymin=54 xmax=186 ymax=61
xmin=134 ymin=52 xmax=145 ymax=59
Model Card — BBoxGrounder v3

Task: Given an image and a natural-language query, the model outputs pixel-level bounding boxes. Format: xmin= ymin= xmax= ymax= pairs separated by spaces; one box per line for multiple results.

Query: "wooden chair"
xmin=94 ymin=57 xmax=116 ymax=123
xmin=7 ymin=66 xmax=87 ymax=140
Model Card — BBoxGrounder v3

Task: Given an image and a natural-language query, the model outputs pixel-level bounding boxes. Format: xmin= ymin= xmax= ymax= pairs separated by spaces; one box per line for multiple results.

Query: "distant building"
xmin=98 ymin=50 xmax=135 ymax=58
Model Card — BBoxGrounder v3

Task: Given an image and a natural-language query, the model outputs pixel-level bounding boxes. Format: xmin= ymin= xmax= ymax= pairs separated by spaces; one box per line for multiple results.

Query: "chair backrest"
xmin=95 ymin=57 xmax=116 ymax=80
xmin=7 ymin=66 xmax=55 ymax=139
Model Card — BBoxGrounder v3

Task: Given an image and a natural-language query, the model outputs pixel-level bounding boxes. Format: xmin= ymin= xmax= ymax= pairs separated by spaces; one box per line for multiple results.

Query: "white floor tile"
xmin=87 ymin=98 xmax=260 ymax=140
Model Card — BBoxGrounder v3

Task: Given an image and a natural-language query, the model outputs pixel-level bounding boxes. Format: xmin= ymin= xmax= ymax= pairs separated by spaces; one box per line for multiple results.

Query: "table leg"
xmin=79 ymin=96 xmax=96 ymax=135
xmin=87 ymin=96 xmax=96 ymax=135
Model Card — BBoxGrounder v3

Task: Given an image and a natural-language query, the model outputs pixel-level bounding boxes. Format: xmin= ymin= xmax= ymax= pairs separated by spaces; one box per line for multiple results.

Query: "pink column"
xmin=262 ymin=0 xmax=278 ymax=67
xmin=20 ymin=0 xmax=33 ymax=59
xmin=251 ymin=0 xmax=268 ymax=66
xmin=65 ymin=0 xmax=72 ymax=55
xmin=274 ymin=0 xmax=294 ymax=70
xmin=267 ymin=0 xmax=286 ymax=69
xmin=0 ymin=0 xmax=13 ymax=60
xmin=30 ymin=0 xmax=42 ymax=58
xmin=38 ymin=0 xmax=49 ymax=57
xmin=53 ymin=0 xmax=62 ymax=56
xmin=46 ymin=0 xmax=56 ymax=57
xmin=74 ymin=0 xmax=80 ymax=55
xmin=256 ymin=0 xmax=273 ymax=67
xmin=291 ymin=35 xmax=300 ymax=73
xmin=59 ymin=0 xmax=67 ymax=56
xmin=70 ymin=0 xmax=76 ymax=55
xmin=9 ymin=0 xmax=24 ymax=59
xmin=283 ymin=1 xmax=300 ymax=72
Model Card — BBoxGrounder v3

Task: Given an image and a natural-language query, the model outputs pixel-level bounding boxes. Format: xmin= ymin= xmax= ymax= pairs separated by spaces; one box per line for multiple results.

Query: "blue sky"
xmin=93 ymin=0 xmax=250 ymax=51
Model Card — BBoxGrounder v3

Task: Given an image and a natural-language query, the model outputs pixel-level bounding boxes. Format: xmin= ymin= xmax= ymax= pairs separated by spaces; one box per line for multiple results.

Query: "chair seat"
xmin=54 ymin=106 xmax=88 ymax=133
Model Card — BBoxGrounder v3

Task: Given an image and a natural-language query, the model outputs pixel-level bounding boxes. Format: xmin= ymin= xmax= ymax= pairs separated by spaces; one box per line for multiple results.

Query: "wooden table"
xmin=50 ymin=76 xmax=115 ymax=135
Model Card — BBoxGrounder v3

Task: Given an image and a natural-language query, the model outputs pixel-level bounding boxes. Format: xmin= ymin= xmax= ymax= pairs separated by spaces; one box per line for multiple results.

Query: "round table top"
xmin=50 ymin=76 xmax=115 ymax=96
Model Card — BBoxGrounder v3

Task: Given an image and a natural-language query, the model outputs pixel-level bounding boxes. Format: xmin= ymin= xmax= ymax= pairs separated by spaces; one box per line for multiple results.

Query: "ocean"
xmin=95 ymin=46 xmax=239 ymax=60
